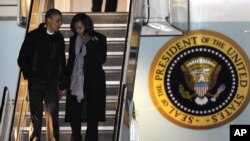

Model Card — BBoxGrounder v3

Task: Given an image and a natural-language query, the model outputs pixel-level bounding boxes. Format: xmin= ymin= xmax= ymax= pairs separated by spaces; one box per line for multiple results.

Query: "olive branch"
xmin=179 ymin=84 xmax=195 ymax=100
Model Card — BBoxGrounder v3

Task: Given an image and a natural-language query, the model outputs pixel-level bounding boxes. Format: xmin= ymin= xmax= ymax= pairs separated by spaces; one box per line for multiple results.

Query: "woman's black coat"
xmin=65 ymin=31 xmax=107 ymax=122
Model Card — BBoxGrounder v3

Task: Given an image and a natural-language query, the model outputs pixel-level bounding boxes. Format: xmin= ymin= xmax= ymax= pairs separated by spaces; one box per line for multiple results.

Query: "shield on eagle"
xmin=194 ymin=82 xmax=209 ymax=97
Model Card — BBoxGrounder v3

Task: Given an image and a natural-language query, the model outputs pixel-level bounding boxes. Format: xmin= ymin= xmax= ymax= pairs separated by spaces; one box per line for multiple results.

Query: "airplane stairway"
xmin=13 ymin=12 xmax=129 ymax=141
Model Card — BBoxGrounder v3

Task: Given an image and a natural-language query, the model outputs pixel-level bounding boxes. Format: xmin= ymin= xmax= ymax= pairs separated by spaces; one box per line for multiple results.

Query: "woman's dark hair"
xmin=70 ymin=13 xmax=94 ymax=36
xmin=45 ymin=8 xmax=62 ymax=23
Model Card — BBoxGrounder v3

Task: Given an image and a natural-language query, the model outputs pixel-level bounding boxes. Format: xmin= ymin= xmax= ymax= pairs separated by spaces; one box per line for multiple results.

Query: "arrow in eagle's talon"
xmin=211 ymin=84 xmax=226 ymax=102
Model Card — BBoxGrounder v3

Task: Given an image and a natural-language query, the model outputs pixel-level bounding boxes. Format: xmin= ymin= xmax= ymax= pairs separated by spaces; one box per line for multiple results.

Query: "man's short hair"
xmin=45 ymin=8 xmax=62 ymax=23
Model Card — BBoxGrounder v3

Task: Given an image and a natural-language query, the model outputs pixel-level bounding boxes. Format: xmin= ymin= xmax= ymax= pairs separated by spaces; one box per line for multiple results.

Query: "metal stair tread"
xmin=103 ymin=66 xmax=121 ymax=70
xmin=25 ymin=110 xmax=116 ymax=117
xmin=65 ymin=51 xmax=124 ymax=56
xmin=18 ymin=132 xmax=113 ymax=141
xmin=22 ymin=126 xmax=114 ymax=132
xmin=65 ymin=41 xmax=125 ymax=44
xmin=60 ymin=12 xmax=128 ymax=15
xmin=60 ymin=23 xmax=127 ymax=28
xmin=59 ymin=95 xmax=118 ymax=101
xmin=42 ymin=12 xmax=129 ymax=25
xmin=24 ymin=116 xmax=116 ymax=127
xmin=43 ymin=12 xmax=128 ymax=16
xmin=64 ymin=37 xmax=125 ymax=42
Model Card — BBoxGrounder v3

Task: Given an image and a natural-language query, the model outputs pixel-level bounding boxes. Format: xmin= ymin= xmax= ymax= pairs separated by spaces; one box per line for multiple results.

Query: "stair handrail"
xmin=113 ymin=0 xmax=143 ymax=140
xmin=0 ymin=86 xmax=13 ymax=141
xmin=9 ymin=0 xmax=34 ymax=138
xmin=142 ymin=0 xmax=150 ymax=26
xmin=0 ymin=87 xmax=9 ymax=125
xmin=113 ymin=84 xmax=127 ymax=141
xmin=112 ymin=0 xmax=133 ymax=139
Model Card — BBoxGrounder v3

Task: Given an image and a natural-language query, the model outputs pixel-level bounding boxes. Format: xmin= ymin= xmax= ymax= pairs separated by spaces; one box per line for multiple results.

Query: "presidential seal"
xmin=149 ymin=30 xmax=250 ymax=129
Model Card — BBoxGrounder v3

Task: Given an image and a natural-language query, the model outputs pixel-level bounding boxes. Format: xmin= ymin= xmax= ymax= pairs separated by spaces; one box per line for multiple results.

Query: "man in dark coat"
xmin=65 ymin=13 xmax=107 ymax=141
xmin=17 ymin=8 xmax=66 ymax=141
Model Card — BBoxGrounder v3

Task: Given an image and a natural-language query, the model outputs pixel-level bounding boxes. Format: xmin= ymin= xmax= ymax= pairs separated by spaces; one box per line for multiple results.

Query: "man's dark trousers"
xmin=28 ymin=79 xmax=59 ymax=141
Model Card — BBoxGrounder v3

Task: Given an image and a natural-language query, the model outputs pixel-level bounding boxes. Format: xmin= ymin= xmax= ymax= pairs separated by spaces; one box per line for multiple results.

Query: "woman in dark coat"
xmin=65 ymin=13 xmax=107 ymax=141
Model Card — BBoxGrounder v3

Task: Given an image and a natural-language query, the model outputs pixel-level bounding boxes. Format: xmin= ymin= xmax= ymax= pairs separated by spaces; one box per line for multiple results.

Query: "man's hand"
xmin=58 ymin=89 xmax=66 ymax=99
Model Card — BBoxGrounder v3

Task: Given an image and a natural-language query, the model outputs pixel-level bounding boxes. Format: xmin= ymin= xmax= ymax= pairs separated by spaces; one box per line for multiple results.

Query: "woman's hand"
xmin=82 ymin=35 xmax=91 ymax=44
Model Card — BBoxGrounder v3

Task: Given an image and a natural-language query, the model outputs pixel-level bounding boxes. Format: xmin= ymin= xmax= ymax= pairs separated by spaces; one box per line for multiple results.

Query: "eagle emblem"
xmin=180 ymin=57 xmax=225 ymax=105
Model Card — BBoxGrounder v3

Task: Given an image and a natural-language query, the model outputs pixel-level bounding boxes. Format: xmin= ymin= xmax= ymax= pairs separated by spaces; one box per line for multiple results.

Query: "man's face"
xmin=47 ymin=14 xmax=62 ymax=32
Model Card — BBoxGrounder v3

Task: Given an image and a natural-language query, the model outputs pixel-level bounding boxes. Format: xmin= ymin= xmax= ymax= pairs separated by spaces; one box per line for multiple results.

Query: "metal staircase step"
xmin=23 ymin=126 xmax=114 ymax=133
xmin=57 ymin=99 xmax=118 ymax=111
xmin=65 ymin=53 xmax=123 ymax=67
xmin=43 ymin=12 xmax=128 ymax=24
xmin=19 ymin=131 xmax=113 ymax=141
xmin=103 ymin=66 xmax=122 ymax=71
xmin=25 ymin=111 xmax=116 ymax=118
xmin=62 ymin=12 xmax=128 ymax=24
xmin=106 ymin=85 xmax=120 ymax=96
xmin=65 ymin=41 xmax=125 ymax=52
xmin=60 ymin=27 xmax=127 ymax=38
xmin=59 ymin=95 xmax=118 ymax=101
xmin=64 ymin=37 xmax=125 ymax=42
xmin=65 ymin=51 xmax=124 ymax=57
xmin=106 ymin=42 xmax=126 ymax=52
xmin=61 ymin=23 xmax=127 ymax=28
xmin=104 ymin=56 xmax=123 ymax=66
xmin=105 ymin=71 xmax=121 ymax=81
xmin=24 ymin=116 xmax=116 ymax=127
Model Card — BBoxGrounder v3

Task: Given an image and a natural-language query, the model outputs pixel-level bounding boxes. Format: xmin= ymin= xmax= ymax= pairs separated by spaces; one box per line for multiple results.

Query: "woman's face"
xmin=74 ymin=21 xmax=85 ymax=37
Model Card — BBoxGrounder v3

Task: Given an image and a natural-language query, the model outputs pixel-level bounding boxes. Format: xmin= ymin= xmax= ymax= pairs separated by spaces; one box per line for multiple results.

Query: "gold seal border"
xmin=149 ymin=30 xmax=250 ymax=129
